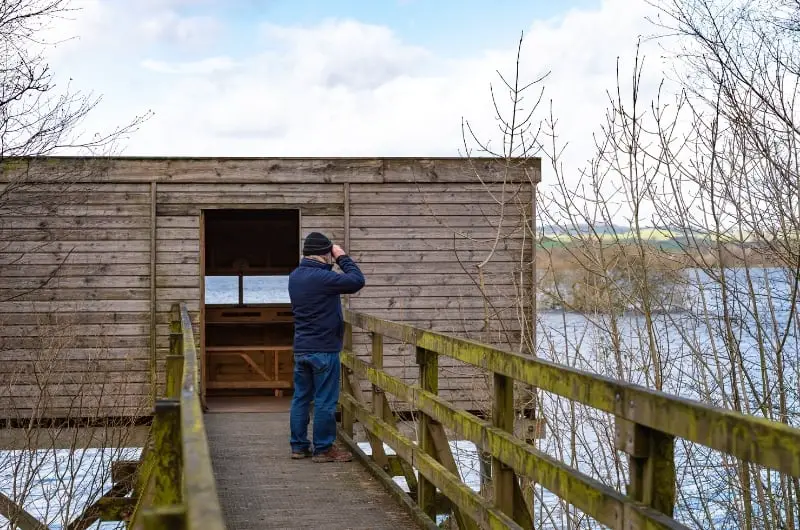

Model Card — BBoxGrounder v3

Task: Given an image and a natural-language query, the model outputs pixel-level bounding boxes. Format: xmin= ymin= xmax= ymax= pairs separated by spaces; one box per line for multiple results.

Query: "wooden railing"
xmin=338 ymin=310 xmax=800 ymax=530
xmin=127 ymin=302 xmax=226 ymax=530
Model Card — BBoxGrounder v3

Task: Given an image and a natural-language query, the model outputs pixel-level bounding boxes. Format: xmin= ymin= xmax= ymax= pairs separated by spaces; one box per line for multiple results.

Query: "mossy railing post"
xmin=369 ymin=330 xmax=419 ymax=497
xmin=148 ymin=400 xmax=182 ymax=508
xmin=491 ymin=373 xmax=516 ymax=518
xmin=370 ymin=331 xmax=388 ymax=471
xmin=479 ymin=451 xmax=492 ymax=497
xmin=615 ymin=416 xmax=677 ymax=516
xmin=341 ymin=321 xmax=354 ymax=438
xmin=371 ymin=332 xmax=384 ymax=425
xmin=416 ymin=346 xmax=438 ymax=519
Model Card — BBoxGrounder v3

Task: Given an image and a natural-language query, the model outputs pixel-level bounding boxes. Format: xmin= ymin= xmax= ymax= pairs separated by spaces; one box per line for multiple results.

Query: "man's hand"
xmin=332 ymin=244 xmax=346 ymax=259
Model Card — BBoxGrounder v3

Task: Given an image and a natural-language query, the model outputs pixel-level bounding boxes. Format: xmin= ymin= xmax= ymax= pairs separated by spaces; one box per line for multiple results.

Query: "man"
xmin=288 ymin=232 xmax=365 ymax=463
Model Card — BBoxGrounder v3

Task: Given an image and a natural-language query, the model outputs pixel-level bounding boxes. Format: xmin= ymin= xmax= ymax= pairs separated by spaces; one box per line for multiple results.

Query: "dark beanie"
xmin=303 ymin=232 xmax=333 ymax=256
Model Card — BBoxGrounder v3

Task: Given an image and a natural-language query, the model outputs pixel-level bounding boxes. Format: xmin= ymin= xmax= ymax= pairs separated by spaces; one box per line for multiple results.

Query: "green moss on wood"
xmin=129 ymin=303 xmax=225 ymax=530
xmin=340 ymin=392 xmax=522 ymax=529
xmin=344 ymin=310 xmax=800 ymax=478
xmin=341 ymin=350 xmax=687 ymax=530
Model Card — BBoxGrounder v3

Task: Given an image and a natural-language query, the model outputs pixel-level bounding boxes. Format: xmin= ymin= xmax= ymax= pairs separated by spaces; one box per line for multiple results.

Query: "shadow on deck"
xmin=205 ymin=408 xmax=421 ymax=530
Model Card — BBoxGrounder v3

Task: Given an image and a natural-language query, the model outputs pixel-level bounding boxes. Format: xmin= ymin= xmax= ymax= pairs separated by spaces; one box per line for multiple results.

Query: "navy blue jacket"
xmin=288 ymin=255 xmax=365 ymax=354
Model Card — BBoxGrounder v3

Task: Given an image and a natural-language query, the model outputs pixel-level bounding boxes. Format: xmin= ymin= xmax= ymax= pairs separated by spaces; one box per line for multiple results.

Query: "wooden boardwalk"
xmin=205 ymin=410 xmax=421 ymax=530
xmin=117 ymin=304 xmax=800 ymax=530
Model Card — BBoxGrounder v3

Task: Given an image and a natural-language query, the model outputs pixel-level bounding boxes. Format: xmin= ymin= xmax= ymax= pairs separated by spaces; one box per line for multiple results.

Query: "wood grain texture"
xmin=157 ymin=191 xmax=343 ymax=205
xmin=355 ymin=262 xmax=523 ymax=274
xmin=351 ymin=238 xmax=529 ymax=251
xmin=350 ymin=203 xmax=531 ymax=216
xmin=1 ymin=190 xmax=151 ymax=205
xmin=0 ymin=299 xmax=199 ymax=313
xmin=0 ymin=311 xmax=151 ymax=325
xmin=0 ymin=264 xmax=195 ymax=277
xmin=0 ymin=276 xmax=152 ymax=290
xmin=350 ymin=215 xmax=527 ymax=228
xmin=349 ymin=296 xmax=522 ymax=310
xmin=350 ymin=284 xmax=523 ymax=297
xmin=0 ymin=216 xmax=151 ymax=230
xmin=2 ymin=381 xmax=149 ymax=398
xmin=349 ymin=192 xmax=529 ymax=205
xmin=2 ymin=348 xmax=149 ymax=361
xmin=0 ymin=204 xmax=151 ymax=217
xmin=157 ymin=203 xmax=344 ymax=217
xmin=346 ymin=272 xmax=525 ymax=286
xmin=0 ymin=322 xmax=151 ymax=337
xmin=156 ymin=216 xmax=200 ymax=228
xmin=2 ymin=157 xmax=541 ymax=184
xmin=0 ymin=229 xmax=151 ymax=242
xmin=350 ymin=250 xmax=527 ymax=263
xmin=9 ymin=370 xmax=151 ymax=385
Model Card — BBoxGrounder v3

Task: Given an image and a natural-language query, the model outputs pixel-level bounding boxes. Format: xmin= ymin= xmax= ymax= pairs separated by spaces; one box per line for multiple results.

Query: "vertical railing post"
xmin=479 ymin=450 xmax=493 ymax=497
xmin=341 ymin=321 xmax=354 ymax=438
xmin=371 ymin=332 xmax=384 ymax=425
xmin=416 ymin=346 xmax=438 ymax=519
xmin=492 ymin=373 xmax=515 ymax=517
xmin=490 ymin=373 xmax=534 ymax=527
xmin=370 ymin=331 xmax=418 ymax=496
xmin=615 ymin=416 xmax=676 ymax=516
xmin=150 ymin=399 xmax=182 ymax=507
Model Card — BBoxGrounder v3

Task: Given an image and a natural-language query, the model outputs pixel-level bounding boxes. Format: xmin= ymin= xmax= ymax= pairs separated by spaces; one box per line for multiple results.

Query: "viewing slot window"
xmin=204 ymin=276 xmax=239 ymax=304
xmin=243 ymin=275 xmax=290 ymax=304
xmin=204 ymin=274 xmax=291 ymax=305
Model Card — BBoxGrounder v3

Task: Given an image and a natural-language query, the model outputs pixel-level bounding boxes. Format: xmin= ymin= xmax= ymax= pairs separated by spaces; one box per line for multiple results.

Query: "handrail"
xmin=178 ymin=303 xmax=227 ymax=530
xmin=340 ymin=309 xmax=800 ymax=530
xmin=127 ymin=302 xmax=226 ymax=530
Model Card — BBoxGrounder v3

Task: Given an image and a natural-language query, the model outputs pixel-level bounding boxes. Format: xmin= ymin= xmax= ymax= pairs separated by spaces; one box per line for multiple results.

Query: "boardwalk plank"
xmin=205 ymin=412 xmax=421 ymax=530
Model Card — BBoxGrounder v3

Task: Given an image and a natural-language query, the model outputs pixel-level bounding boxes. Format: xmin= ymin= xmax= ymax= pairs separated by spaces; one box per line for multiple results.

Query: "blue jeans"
xmin=289 ymin=352 xmax=340 ymax=455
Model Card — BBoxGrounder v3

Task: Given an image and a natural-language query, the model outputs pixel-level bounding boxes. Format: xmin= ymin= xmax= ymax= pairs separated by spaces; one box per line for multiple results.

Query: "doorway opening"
xmin=202 ymin=209 xmax=299 ymax=411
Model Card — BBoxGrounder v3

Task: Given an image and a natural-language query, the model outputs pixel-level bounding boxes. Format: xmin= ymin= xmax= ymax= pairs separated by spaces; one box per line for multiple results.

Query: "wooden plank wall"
xmin=348 ymin=182 xmax=534 ymax=412
xmin=0 ymin=183 xmax=154 ymax=418
xmin=0 ymin=157 xmax=538 ymax=418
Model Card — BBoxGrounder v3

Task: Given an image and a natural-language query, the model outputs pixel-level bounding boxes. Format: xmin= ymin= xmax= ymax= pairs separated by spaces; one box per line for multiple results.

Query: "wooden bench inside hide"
xmin=205 ymin=306 xmax=295 ymax=396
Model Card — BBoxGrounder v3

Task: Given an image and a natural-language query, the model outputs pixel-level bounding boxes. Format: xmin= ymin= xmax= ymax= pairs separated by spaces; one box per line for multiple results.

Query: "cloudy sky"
xmin=45 ymin=0 xmax=672 ymax=178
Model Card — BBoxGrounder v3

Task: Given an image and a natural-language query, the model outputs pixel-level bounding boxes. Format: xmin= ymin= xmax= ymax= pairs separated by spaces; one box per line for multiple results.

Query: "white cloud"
xmin=141 ymin=56 xmax=237 ymax=74
xmin=140 ymin=12 xmax=223 ymax=47
xmin=259 ymin=19 xmax=434 ymax=90
xmin=40 ymin=0 xmax=675 ymax=197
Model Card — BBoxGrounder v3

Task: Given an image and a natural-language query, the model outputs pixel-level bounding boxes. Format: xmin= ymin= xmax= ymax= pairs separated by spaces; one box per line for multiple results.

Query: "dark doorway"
xmin=202 ymin=209 xmax=299 ymax=404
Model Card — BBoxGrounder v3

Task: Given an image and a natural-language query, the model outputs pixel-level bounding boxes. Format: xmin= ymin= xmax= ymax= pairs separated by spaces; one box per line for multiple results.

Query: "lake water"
xmin=204 ymin=275 xmax=290 ymax=304
xmin=529 ymin=267 xmax=799 ymax=528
